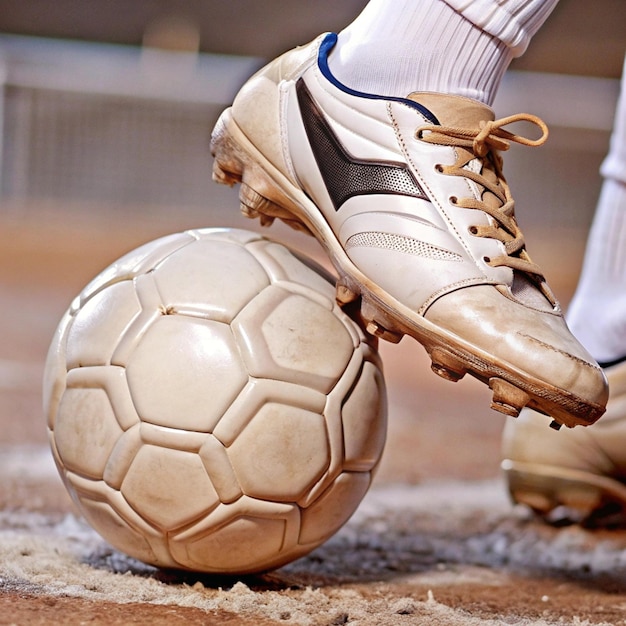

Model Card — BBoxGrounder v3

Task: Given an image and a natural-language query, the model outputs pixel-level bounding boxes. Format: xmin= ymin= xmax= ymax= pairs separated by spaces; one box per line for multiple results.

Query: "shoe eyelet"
xmin=483 ymin=256 xmax=491 ymax=264
xmin=449 ymin=196 xmax=458 ymax=205
xmin=468 ymin=226 xmax=478 ymax=235
xmin=435 ymin=164 xmax=444 ymax=173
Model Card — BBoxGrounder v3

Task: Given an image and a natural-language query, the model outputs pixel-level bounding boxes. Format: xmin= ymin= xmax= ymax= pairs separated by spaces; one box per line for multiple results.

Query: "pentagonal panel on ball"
xmin=233 ymin=286 xmax=354 ymax=394
xmin=76 ymin=495 xmax=166 ymax=567
xmin=177 ymin=515 xmax=287 ymax=573
xmin=126 ymin=316 xmax=247 ymax=432
xmin=66 ymin=280 xmax=141 ymax=369
xmin=228 ymin=399 xmax=330 ymax=502
xmin=299 ymin=471 xmax=372 ymax=546
xmin=121 ymin=444 xmax=219 ymax=531
xmin=341 ymin=360 xmax=387 ymax=472
xmin=66 ymin=472 xmax=178 ymax=568
xmin=247 ymin=239 xmax=337 ymax=298
xmin=170 ymin=494 xmax=301 ymax=573
xmin=79 ymin=232 xmax=195 ymax=303
xmin=53 ymin=386 xmax=124 ymax=479
xmin=153 ymin=239 xmax=271 ymax=323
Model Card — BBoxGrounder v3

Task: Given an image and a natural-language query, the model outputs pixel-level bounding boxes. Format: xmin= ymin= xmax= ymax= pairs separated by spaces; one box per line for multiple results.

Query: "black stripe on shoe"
xmin=296 ymin=78 xmax=429 ymax=211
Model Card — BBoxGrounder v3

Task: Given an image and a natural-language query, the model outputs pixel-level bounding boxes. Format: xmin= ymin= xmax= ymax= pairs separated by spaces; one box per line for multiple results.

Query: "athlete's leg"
xmin=566 ymin=55 xmax=626 ymax=366
xmin=502 ymin=56 xmax=626 ymax=526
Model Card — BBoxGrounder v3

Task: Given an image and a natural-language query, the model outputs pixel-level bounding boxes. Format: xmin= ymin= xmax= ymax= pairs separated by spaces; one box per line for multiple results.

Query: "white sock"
xmin=328 ymin=0 xmax=556 ymax=105
xmin=567 ymin=178 xmax=626 ymax=365
xmin=566 ymin=56 xmax=626 ymax=365
xmin=444 ymin=0 xmax=559 ymax=57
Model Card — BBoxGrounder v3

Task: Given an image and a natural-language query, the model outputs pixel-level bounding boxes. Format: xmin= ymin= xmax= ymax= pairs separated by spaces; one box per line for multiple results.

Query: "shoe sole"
xmin=210 ymin=108 xmax=604 ymax=429
xmin=502 ymin=459 xmax=626 ymax=527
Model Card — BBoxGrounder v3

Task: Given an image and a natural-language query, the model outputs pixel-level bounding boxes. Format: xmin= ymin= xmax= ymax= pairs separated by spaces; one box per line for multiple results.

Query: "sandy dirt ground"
xmin=3 ymin=209 xmax=626 ymax=625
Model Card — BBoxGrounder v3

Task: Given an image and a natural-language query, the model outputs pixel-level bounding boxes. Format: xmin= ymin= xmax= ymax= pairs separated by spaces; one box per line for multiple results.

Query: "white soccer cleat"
xmin=502 ymin=360 xmax=626 ymax=526
xmin=210 ymin=32 xmax=608 ymax=428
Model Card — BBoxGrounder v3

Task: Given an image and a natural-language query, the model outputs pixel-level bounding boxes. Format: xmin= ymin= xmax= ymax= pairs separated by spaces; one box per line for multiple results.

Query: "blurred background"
xmin=0 ymin=0 xmax=623 ymax=226
xmin=0 ymin=0 xmax=624 ymax=487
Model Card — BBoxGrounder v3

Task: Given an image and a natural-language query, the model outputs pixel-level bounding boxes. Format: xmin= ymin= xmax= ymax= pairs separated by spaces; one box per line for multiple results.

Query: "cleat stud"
xmin=549 ymin=420 xmax=562 ymax=431
xmin=364 ymin=320 xmax=402 ymax=343
xmin=489 ymin=377 xmax=530 ymax=418
xmin=239 ymin=183 xmax=266 ymax=212
xmin=240 ymin=204 xmax=259 ymax=219
xmin=365 ymin=320 xmax=381 ymax=337
xmin=238 ymin=182 xmax=290 ymax=229
xmin=238 ymin=183 xmax=279 ymax=226
xmin=429 ymin=347 xmax=466 ymax=382
xmin=491 ymin=400 xmax=521 ymax=418
xmin=211 ymin=158 xmax=242 ymax=187
xmin=335 ymin=282 xmax=359 ymax=305
xmin=259 ymin=213 xmax=276 ymax=227
xmin=360 ymin=299 xmax=402 ymax=343
xmin=432 ymin=364 xmax=463 ymax=382
xmin=384 ymin=329 xmax=403 ymax=343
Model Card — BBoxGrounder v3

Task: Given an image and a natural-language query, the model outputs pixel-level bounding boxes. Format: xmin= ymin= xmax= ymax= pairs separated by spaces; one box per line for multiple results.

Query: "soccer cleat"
xmin=502 ymin=360 xmax=626 ymax=527
xmin=210 ymin=32 xmax=608 ymax=428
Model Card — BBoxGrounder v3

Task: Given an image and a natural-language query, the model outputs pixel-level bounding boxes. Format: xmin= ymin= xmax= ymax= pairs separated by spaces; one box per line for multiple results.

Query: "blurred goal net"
xmin=0 ymin=35 xmax=260 ymax=217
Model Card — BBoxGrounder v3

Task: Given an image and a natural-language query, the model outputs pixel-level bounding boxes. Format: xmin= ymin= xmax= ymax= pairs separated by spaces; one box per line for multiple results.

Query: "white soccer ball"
xmin=44 ymin=228 xmax=387 ymax=574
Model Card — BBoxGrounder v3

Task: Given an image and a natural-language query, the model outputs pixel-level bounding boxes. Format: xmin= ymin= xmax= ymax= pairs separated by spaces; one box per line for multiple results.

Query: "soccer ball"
xmin=44 ymin=228 xmax=387 ymax=574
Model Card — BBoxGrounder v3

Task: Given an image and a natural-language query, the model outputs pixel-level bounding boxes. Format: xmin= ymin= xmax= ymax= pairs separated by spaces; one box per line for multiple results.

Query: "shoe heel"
xmin=211 ymin=110 xmax=312 ymax=235
xmin=211 ymin=113 xmax=245 ymax=186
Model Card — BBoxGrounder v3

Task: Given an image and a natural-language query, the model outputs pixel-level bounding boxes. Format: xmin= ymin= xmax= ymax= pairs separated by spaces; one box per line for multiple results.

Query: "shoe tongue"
xmin=408 ymin=92 xmax=502 ymax=208
xmin=406 ymin=92 xmax=494 ymax=128
xmin=510 ymin=272 xmax=555 ymax=312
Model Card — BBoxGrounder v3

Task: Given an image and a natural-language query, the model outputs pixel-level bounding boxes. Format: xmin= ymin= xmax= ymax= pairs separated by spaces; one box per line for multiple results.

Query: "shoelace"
xmin=416 ymin=113 xmax=549 ymax=279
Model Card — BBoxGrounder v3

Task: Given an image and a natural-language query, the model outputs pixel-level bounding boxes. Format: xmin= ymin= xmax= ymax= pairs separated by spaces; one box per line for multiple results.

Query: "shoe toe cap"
xmin=424 ymin=285 xmax=609 ymax=411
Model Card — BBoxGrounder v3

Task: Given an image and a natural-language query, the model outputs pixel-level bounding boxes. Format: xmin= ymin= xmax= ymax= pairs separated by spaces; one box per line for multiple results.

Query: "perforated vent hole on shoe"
xmin=296 ymin=79 xmax=427 ymax=209
xmin=345 ymin=232 xmax=462 ymax=261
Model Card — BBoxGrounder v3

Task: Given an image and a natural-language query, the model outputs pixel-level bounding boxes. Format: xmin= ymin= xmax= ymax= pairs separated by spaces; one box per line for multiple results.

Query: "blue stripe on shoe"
xmin=317 ymin=33 xmax=440 ymax=125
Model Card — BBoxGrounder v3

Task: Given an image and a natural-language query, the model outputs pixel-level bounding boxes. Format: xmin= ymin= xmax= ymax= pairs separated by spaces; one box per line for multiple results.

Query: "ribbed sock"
xmin=566 ymin=56 xmax=626 ymax=365
xmin=567 ymin=178 xmax=626 ymax=365
xmin=328 ymin=0 xmax=514 ymax=105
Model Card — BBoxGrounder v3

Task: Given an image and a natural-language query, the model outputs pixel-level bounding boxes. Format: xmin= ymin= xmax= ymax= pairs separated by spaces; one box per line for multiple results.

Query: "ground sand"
xmin=3 ymin=211 xmax=624 ymax=626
